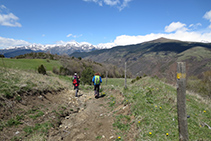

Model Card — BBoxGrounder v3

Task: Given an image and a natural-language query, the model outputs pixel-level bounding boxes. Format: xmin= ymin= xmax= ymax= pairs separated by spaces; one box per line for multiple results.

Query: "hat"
xmin=74 ymin=73 xmax=77 ymax=76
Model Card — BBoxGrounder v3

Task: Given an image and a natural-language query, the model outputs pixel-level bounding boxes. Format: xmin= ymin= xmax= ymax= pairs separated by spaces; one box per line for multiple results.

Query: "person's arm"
xmin=100 ymin=77 xmax=102 ymax=83
xmin=92 ymin=76 xmax=95 ymax=83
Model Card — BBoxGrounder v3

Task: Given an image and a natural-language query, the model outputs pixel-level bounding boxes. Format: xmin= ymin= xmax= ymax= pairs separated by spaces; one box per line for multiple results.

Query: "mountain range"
xmin=0 ymin=41 xmax=102 ymax=58
xmin=70 ymin=37 xmax=211 ymax=82
xmin=1 ymin=37 xmax=211 ymax=82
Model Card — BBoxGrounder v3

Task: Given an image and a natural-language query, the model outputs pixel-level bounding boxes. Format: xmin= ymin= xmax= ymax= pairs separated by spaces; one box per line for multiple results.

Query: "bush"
xmin=38 ymin=64 xmax=46 ymax=75
xmin=59 ymin=67 xmax=69 ymax=75
xmin=0 ymin=54 xmax=5 ymax=58
xmin=81 ymin=67 xmax=95 ymax=85
xmin=131 ymin=76 xmax=142 ymax=83
xmin=52 ymin=67 xmax=59 ymax=74
xmin=187 ymin=70 xmax=211 ymax=98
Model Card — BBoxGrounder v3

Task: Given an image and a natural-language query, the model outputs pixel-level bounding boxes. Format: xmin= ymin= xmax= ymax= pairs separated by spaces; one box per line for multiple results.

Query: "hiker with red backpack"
xmin=73 ymin=73 xmax=80 ymax=97
xmin=92 ymin=72 xmax=102 ymax=98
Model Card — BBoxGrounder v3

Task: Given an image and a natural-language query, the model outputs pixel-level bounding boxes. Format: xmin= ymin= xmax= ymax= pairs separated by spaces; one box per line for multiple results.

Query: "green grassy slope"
xmin=0 ymin=67 xmax=69 ymax=98
xmin=0 ymin=64 xmax=210 ymax=140
xmin=0 ymin=58 xmax=61 ymax=71
xmin=103 ymin=77 xmax=211 ymax=140
xmin=177 ymin=46 xmax=211 ymax=61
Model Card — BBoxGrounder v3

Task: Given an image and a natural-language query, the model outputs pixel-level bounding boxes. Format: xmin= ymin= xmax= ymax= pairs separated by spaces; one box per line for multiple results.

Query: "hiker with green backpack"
xmin=92 ymin=72 xmax=102 ymax=98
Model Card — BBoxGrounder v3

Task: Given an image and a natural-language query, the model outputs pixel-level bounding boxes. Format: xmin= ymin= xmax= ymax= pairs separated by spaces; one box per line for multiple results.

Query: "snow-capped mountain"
xmin=1 ymin=41 xmax=114 ymax=58
xmin=6 ymin=41 xmax=97 ymax=51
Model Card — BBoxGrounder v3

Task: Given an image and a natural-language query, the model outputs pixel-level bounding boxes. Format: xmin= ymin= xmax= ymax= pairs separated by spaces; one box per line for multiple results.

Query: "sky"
xmin=0 ymin=0 xmax=211 ymax=49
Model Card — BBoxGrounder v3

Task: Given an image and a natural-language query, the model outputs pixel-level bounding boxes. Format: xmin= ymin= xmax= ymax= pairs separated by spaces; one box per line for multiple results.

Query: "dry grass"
xmin=0 ymin=67 xmax=70 ymax=98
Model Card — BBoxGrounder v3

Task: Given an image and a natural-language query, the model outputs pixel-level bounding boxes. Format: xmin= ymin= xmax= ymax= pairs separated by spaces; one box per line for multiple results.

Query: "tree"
xmin=0 ymin=54 xmax=5 ymax=58
xmin=81 ymin=67 xmax=94 ymax=85
xmin=38 ymin=64 xmax=47 ymax=75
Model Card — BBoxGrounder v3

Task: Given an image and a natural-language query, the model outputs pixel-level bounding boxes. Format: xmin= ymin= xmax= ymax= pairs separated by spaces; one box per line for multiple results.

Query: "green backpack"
xmin=95 ymin=75 xmax=100 ymax=85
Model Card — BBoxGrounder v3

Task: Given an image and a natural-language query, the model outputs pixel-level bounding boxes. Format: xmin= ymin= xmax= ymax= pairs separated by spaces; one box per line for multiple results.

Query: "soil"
xmin=0 ymin=87 xmax=135 ymax=141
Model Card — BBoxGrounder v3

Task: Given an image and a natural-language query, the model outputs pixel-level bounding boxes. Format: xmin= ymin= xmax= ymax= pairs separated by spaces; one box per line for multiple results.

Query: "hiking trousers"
xmin=94 ymin=85 xmax=100 ymax=97
xmin=74 ymin=85 xmax=79 ymax=97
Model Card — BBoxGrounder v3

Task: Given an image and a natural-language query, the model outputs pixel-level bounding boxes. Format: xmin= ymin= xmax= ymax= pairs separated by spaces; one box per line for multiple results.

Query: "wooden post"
xmin=177 ymin=62 xmax=189 ymax=141
xmin=125 ymin=62 xmax=127 ymax=89
xmin=106 ymin=71 xmax=108 ymax=85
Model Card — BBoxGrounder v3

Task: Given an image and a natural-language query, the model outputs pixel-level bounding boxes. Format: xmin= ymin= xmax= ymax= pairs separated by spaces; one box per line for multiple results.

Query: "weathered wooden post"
xmin=106 ymin=71 xmax=108 ymax=85
xmin=125 ymin=62 xmax=127 ymax=89
xmin=177 ymin=62 xmax=189 ymax=141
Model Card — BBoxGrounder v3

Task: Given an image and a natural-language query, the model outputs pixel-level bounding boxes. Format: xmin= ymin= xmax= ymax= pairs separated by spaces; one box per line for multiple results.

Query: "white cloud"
xmin=97 ymin=20 xmax=211 ymax=47
xmin=0 ymin=5 xmax=22 ymax=27
xmin=83 ymin=0 xmax=132 ymax=10
xmin=203 ymin=10 xmax=211 ymax=21
xmin=189 ymin=23 xmax=202 ymax=29
xmin=67 ymin=34 xmax=82 ymax=38
xmin=203 ymin=10 xmax=211 ymax=28
xmin=118 ymin=0 xmax=132 ymax=11
xmin=165 ymin=22 xmax=187 ymax=33
xmin=0 ymin=36 xmax=30 ymax=49
xmin=67 ymin=34 xmax=72 ymax=37
xmin=104 ymin=0 xmax=120 ymax=6
xmin=0 ymin=5 xmax=6 ymax=9
xmin=83 ymin=0 xmax=103 ymax=6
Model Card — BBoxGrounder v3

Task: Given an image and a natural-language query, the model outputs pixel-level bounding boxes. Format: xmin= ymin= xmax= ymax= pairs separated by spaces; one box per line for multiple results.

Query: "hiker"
xmin=73 ymin=73 xmax=80 ymax=97
xmin=92 ymin=72 xmax=102 ymax=98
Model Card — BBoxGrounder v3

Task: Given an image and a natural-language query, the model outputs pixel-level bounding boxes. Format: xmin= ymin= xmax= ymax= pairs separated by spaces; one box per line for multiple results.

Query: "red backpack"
xmin=73 ymin=78 xmax=78 ymax=86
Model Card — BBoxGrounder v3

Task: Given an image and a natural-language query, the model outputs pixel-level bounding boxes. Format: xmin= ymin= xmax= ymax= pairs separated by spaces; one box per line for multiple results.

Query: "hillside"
xmin=0 ymin=53 xmax=130 ymax=80
xmin=71 ymin=38 xmax=211 ymax=81
xmin=0 ymin=67 xmax=210 ymax=140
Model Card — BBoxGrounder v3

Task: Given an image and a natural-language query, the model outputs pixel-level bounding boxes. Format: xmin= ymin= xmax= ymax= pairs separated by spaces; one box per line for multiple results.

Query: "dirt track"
xmin=0 ymin=86 xmax=135 ymax=141
xmin=48 ymin=89 xmax=118 ymax=141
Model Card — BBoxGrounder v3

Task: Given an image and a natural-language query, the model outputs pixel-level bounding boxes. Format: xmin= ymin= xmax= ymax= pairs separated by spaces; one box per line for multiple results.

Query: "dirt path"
xmin=0 ymin=86 xmax=131 ymax=141
xmin=48 ymin=89 xmax=119 ymax=141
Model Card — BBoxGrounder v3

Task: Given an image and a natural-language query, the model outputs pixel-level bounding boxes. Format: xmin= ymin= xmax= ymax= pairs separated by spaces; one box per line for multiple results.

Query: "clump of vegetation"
xmin=59 ymin=66 xmax=69 ymax=76
xmin=187 ymin=70 xmax=211 ymax=98
xmin=7 ymin=118 xmax=22 ymax=127
xmin=59 ymin=55 xmax=129 ymax=78
xmin=0 ymin=54 xmax=5 ymax=58
xmin=14 ymin=52 xmax=60 ymax=60
xmin=131 ymin=76 xmax=142 ymax=83
xmin=113 ymin=115 xmax=131 ymax=131
xmin=38 ymin=64 xmax=46 ymax=75
xmin=23 ymin=122 xmax=52 ymax=135
xmin=81 ymin=67 xmax=95 ymax=85
xmin=0 ymin=67 xmax=68 ymax=98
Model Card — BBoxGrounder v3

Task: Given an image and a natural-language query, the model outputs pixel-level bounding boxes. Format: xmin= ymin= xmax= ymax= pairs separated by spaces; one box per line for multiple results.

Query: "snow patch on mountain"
xmin=5 ymin=41 xmax=116 ymax=52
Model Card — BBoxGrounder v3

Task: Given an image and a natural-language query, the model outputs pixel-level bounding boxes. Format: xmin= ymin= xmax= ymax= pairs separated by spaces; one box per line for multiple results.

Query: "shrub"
xmin=187 ymin=70 xmax=211 ymax=98
xmin=52 ymin=67 xmax=59 ymax=74
xmin=0 ymin=54 xmax=5 ymax=58
xmin=7 ymin=118 xmax=22 ymax=127
xmin=59 ymin=67 xmax=69 ymax=75
xmin=38 ymin=64 xmax=46 ymax=75
xmin=81 ymin=67 xmax=95 ymax=85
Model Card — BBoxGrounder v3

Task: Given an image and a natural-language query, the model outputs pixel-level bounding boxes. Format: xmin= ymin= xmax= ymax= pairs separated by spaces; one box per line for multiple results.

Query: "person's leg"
xmin=75 ymin=86 xmax=78 ymax=97
xmin=94 ymin=85 xmax=97 ymax=96
xmin=96 ymin=85 xmax=100 ymax=97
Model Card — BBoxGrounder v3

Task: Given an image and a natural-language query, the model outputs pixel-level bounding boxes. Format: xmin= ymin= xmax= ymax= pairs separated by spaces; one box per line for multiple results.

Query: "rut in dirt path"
xmin=48 ymin=90 xmax=117 ymax=141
